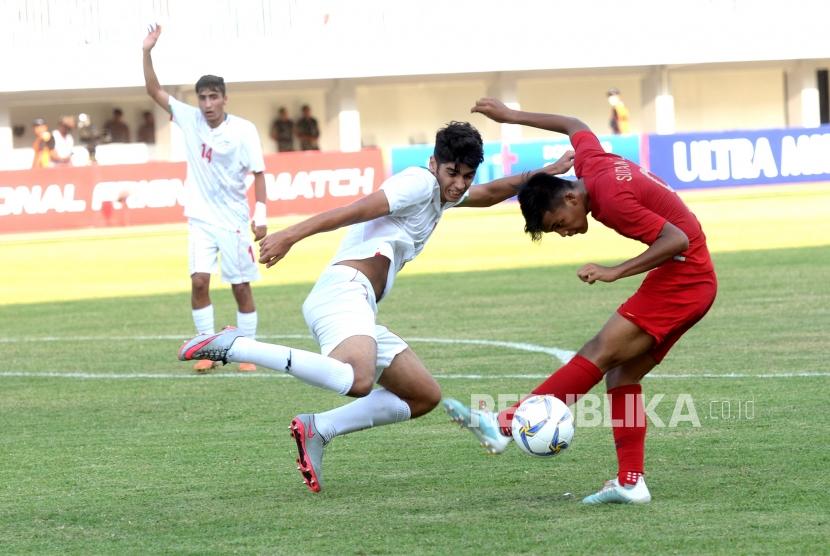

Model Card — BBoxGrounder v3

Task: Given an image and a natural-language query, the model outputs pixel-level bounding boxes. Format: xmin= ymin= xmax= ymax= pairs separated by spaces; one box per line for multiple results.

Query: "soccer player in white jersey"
xmin=142 ymin=25 xmax=267 ymax=372
xmin=180 ymin=117 xmax=575 ymax=492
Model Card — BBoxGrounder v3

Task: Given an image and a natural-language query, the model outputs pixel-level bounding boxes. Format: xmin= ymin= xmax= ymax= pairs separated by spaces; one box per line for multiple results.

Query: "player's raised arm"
xmin=461 ymin=150 xmax=575 ymax=208
xmin=142 ymin=24 xmax=171 ymax=114
xmin=258 ymin=190 xmax=391 ymax=268
xmin=472 ymin=98 xmax=589 ymax=139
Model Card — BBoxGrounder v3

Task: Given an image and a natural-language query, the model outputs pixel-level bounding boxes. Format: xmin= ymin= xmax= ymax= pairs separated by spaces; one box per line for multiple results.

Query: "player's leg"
xmin=220 ymin=228 xmax=260 ymax=371
xmin=311 ymin=328 xmax=426 ymax=446
xmin=581 ymin=353 xmax=656 ymax=504
xmin=288 ymin=334 xmax=379 ymax=493
xmin=496 ymin=312 xmax=655 ymax=434
xmin=180 ymin=264 xmax=377 ymax=396
xmin=188 ymin=220 xmax=219 ymax=372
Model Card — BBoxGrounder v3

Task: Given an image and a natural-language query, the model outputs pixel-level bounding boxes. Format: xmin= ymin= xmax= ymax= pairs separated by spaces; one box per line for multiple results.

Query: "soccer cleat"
xmin=178 ymin=326 xmax=246 ymax=365
xmin=581 ymin=476 xmax=652 ymax=505
xmin=289 ymin=414 xmax=325 ymax=493
xmin=237 ymin=362 xmax=257 ymax=372
xmin=442 ymin=397 xmax=512 ymax=454
xmin=192 ymin=359 xmax=218 ymax=373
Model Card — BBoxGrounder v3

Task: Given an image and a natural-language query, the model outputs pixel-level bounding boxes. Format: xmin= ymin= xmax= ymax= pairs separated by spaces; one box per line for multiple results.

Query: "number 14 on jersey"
xmin=201 ymin=143 xmax=213 ymax=163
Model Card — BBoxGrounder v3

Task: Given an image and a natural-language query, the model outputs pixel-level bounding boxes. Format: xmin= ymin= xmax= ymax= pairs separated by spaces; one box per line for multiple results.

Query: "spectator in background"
xmin=31 ymin=118 xmax=54 ymax=168
xmin=607 ymin=88 xmax=630 ymax=135
xmin=104 ymin=108 xmax=131 ymax=142
xmin=270 ymin=106 xmax=294 ymax=152
xmin=137 ymin=110 xmax=156 ymax=144
xmin=296 ymin=104 xmax=320 ymax=150
xmin=51 ymin=115 xmax=76 ymax=164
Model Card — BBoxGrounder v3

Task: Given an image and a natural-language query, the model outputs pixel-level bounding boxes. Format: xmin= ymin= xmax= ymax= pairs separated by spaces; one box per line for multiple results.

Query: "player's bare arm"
xmin=250 ymin=172 xmax=268 ymax=241
xmin=472 ymin=98 xmax=589 ymax=139
xmin=259 ymin=190 xmax=391 ymax=268
xmin=577 ymin=222 xmax=689 ymax=284
xmin=461 ymin=150 xmax=575 ymax=208
xmin=142 ymin=24 xmax=171 ymax=114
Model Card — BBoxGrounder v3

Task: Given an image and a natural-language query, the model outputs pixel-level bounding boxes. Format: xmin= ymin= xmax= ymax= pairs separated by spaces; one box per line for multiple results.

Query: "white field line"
xmin=0 ymin=371 xmax=827 ymax=380
xmin=0 ymin=333 xmax=826 ymax=379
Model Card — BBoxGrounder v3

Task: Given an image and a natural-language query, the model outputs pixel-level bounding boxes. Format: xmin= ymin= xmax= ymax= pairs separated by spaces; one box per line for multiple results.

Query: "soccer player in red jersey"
xmin=444 ymin=98 xmax=717 ymax=504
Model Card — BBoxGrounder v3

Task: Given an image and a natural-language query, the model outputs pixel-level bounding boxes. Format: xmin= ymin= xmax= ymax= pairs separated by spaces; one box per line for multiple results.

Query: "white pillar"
xmin=325 ymin=80 xmax=361 ymax=152
xmin=0 ymin=103 xmax=13 ymax=165
xmin=487 ymin=73 xmax=522 ymax=143
xmin=641 ymin=66 xmax=675 ymax=135
xmin=786 ymin=61 xmax=820 ymax=128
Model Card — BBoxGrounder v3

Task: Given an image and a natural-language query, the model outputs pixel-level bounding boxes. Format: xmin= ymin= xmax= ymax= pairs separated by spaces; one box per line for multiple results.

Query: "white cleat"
xmin=443 ymin=398 xmax=512 ymax=455
xmin=581 ymin=476 xmax=652 ymax=505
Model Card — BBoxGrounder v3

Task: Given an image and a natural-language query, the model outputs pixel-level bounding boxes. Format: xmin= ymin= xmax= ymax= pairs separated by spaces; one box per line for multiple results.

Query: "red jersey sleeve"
xmin=599 ymin=188 xmax=667 ymax=245
xmin=572 ymin=130 xmax=609 ymax=180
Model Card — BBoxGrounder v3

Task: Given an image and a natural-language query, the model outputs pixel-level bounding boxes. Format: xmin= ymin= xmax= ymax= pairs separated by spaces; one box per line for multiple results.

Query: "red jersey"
xmin=572 ymin=130 xmax=713 ymax=274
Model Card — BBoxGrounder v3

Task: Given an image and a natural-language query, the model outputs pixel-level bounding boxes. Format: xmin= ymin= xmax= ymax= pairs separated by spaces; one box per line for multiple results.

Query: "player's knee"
xmin=191 ymin=273 xmax=210 ymax=293
xmin=422 ymin=382 xmax=442 ymax=412
xmin=348 ymin=371 xmax=375 ymax=397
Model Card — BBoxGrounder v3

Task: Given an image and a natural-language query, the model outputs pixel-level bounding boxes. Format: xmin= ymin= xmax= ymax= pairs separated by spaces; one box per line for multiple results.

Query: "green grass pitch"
xmin=1 ymin=245 xmax=829 ymax=553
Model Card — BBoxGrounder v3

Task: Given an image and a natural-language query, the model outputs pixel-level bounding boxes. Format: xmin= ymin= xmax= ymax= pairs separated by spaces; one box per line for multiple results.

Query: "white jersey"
xmin=169 ymin=96 xmax=265 ymax=231
xmin=52 ymin=129 xmax=74 ymax=160
xmin=330 ymin=166 xmax=468 ymax=299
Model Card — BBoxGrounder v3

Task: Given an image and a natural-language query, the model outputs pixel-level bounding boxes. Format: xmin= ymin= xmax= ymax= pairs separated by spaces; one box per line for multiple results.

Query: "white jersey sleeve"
xmin=169 ymin=96 xmax=200 ymax=132
xmin=241 ymin=121 xmax=266 ymax=173
xmin=381 ymin=168 xmax=434 ymax=214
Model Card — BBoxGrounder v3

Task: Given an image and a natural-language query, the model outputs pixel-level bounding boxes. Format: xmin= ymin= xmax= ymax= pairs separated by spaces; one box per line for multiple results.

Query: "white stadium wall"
xmin=1 ymin=0 xmax=829 ymax=167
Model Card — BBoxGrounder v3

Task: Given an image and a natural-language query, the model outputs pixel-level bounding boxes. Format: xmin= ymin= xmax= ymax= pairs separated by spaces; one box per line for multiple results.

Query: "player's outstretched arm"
xmin=471 ymin=98 xmax=589 ymax=139
xmin=142 ymin=24 xmax=171 ymax=114
xmin=258 ymin=190 xmax=391 ymax=268
xmin=577 ymin=222 xmax=689 ymax=284
xmin=461 ymin=150 xmax=575 ymax=208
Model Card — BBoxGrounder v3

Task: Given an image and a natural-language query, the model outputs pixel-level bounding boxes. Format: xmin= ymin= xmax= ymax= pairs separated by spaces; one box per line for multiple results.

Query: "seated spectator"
xmin=137 ymin=110 xmax=156 ymax=144
xmin=104 ymin=108 xmax=131 ymax=143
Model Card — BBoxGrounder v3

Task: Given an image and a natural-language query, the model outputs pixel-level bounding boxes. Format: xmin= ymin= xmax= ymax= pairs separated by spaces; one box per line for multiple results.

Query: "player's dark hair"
xmin=195 ymin=75 xmax=226 ymax=96
xmin=518 ymin=173 xmax=577 ymax=242
xmin=433 ymin=121 xmax=484 ymax=169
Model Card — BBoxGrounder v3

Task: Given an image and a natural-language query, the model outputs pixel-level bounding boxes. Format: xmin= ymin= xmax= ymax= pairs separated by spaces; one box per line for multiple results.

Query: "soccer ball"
xmin=511 ymin=395 xmax=574 ymax=457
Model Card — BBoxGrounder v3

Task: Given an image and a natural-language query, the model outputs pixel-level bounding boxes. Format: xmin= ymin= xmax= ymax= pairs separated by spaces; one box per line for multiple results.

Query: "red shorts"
xmin=618 ymin=263 xmax=717 ymax=363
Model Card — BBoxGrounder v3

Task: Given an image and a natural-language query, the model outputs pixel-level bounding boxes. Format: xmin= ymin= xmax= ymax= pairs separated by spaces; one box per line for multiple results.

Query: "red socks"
xmin=497 ymin=354 xmax=604 ymax=436
xmin=609 ymin=383 xmax=646 ymax=486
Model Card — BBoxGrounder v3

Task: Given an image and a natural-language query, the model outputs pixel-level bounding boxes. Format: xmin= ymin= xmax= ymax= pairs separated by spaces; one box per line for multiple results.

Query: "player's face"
xmin=541 ymin=195 xmax=589 ymax=237
xmin=431 ymin=159 xmax=477 ymax=203
xmin=197 ymin=89 xmax=227 ymax=126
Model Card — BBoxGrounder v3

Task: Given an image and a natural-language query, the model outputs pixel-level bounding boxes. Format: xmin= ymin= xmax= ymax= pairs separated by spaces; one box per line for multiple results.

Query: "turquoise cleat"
xmin=443 ymin=397 xmax=512 ymax=454
xmin=582 ymin=477 xmax=652 ymax=505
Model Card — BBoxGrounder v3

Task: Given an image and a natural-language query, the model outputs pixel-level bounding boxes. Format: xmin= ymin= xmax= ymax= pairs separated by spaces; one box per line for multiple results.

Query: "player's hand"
xmin=577 ymin=263 xmax=618 ymax=284
xmin=143 ymin=23 xmax=162 ymax=52
xmin=543 ymin=150 xmax=575 ymax=176
xmin=251 ymin=222 xmax=267 ymax=242
xmin=258 ymin=231 xmax=293 ymax=268
xmin=471 ymin=98 xmax=514 ymax=123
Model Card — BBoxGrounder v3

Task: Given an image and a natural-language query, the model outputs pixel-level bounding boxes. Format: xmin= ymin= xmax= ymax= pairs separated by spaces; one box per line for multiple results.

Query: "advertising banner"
xmin=390 ymin=135 xmax=642 ymax=184
xmin=0 ymin=149 xmax=383 ymax=234
xmin=648 ymin=127 xmax=830 ymax=190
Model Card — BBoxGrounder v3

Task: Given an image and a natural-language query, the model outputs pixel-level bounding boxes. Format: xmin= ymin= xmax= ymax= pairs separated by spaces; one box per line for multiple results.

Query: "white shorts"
xmin=302 ymin=264 xmax=408 ymax=380
xmin=188 ymin=218 xmax=260 ymax=284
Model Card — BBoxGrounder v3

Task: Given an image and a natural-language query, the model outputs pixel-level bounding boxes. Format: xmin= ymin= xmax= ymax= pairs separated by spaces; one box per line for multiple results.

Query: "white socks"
xmin=314 ymin=389 xmax=412 ymax=443
xmin=192 ymin=305 xmax=215 ymax=334
xmin=236 ymin=310 xmax=257 ymax=338
xmin=228 ymin=337 xmax=354 ymax=395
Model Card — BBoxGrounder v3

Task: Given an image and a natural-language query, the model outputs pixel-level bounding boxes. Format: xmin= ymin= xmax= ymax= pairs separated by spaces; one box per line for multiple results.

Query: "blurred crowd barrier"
xmin=0 ymin=149 xmax=382 ymax=234
xmin=2 ymin=124 xmax=829 ymax=234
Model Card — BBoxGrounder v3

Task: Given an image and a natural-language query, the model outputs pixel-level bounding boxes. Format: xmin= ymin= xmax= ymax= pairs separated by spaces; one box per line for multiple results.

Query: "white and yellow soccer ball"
xmin=511 ymin=395 xmax=574 ymax=457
